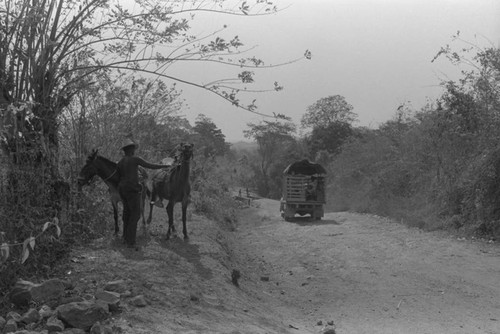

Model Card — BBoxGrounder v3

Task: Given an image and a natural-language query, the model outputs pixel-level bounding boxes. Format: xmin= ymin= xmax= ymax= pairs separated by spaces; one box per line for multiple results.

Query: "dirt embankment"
xmin=69 ymin=198 xmax=500 ymax=334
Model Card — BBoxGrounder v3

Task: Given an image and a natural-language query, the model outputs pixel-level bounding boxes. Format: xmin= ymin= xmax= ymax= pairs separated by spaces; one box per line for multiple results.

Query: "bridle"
xmin=79 ymin=155 xmax=117 ymax=185
xmin=102 ymin=169 xmax=117 ymax=182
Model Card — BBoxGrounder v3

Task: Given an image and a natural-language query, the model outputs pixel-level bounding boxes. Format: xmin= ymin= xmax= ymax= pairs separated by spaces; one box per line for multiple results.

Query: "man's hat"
xmin=121 ymin=138 xmax=138 ymax=150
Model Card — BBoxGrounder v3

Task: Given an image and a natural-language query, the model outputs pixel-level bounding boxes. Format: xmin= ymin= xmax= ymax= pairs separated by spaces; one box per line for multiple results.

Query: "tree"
xmin=0 ymin=0 xmax=309 ymax=227
xmin=300 ymin=95 xmax=357 ymax=130
xmin=306 ymin=121 xmax=354 ymax=156
xmin=59 ymin=72 xmax=188 ymax=177
xmin=300 ymin=95 xmax=357 ymax=157
xmin=0 ymin=0 xmax=308 ymax=170
xmin=244 ymin=119 xmax=296 ymax=197
xmin=192 ymin=114 xmax=229 ymax=158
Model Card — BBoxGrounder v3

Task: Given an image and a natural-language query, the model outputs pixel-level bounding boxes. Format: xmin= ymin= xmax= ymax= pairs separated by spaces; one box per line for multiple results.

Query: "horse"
xmin=77 ymin=149 xmax=150 ymax=236
xmin=147 ymin=143 xmax=193 ymax=240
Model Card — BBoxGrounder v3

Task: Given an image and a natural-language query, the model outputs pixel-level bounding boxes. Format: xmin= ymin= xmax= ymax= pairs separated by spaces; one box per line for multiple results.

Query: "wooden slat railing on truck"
xmin=283 ymin=175 xmax=325 ymax=203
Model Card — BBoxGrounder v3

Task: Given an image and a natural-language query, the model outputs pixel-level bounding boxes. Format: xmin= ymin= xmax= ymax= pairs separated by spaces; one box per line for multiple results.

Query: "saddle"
xmin=149 ymin=166 xmax=174 ymax=207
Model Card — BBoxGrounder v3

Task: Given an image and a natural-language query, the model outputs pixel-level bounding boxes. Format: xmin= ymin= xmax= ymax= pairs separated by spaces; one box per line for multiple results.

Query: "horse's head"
xmin=77 ymin=149 xmax=99 ymax=190
xmin=171 ymin=143 xmax=194 ymax=163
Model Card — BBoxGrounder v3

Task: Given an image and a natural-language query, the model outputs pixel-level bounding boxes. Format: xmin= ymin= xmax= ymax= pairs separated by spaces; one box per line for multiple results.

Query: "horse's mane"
xmin=85 ymin=152 xmax=117 ymax=167
xmin=96 ymin=155 xmax=117 ymax=167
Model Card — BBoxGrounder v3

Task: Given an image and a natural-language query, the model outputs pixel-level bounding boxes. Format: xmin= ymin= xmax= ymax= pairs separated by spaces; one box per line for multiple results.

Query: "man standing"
xmin=117 ymin=138 xmax=170 ymax=248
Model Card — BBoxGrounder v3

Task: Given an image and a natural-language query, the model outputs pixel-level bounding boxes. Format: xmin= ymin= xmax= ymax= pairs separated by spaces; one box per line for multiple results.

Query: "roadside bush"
xmin=455 ymin=149 xmax=500 ymax=239
xmin=190 ymin=158 xmax=238 ymax=230
xmin=326 ymin=125 xmax=446 ymax=231
xmin=0 ymin=165 xmax=67 ymax=310
xmin=0 ymin=160 xmax=118 ymax=310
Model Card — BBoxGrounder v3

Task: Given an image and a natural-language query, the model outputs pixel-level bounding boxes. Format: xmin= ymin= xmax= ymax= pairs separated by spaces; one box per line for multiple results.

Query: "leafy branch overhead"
xmin=0 ymin=0 xmax=309 ymax=117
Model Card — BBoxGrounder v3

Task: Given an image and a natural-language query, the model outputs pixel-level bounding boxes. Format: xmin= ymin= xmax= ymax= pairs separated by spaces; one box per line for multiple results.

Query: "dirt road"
xmin=231 ymin=199 xmax=500 ymax=334
xmin=72 ymin=198 xmax=500 ymax=334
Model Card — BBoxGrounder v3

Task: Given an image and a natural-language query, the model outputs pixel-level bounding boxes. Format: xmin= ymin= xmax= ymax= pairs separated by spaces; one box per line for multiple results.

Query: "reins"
xmin=102 ymin=169 xmax=117 ymax=182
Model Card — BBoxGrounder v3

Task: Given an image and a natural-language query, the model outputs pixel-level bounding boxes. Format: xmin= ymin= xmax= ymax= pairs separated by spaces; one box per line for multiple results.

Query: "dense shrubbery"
xmin=0 ymin=160 xmax=115 ymax=307
xmin=452 ymin=149 xmax=500 ymax=236
xmin=325 ymin=45 xmax=500 ymax=239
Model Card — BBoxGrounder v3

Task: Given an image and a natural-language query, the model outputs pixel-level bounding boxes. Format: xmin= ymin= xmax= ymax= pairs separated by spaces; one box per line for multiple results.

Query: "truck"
xmin=280 ymin=159 xmax=327 ymax=221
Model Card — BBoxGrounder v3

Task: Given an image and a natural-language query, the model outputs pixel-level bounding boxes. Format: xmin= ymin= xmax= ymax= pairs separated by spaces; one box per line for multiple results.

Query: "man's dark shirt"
xmin=117 ymin=156 xmax=165 ymax=191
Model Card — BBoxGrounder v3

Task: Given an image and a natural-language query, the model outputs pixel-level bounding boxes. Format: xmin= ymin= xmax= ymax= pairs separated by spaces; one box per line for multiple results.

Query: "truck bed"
xmin=283 ymin=175 xmax=325 ymax=203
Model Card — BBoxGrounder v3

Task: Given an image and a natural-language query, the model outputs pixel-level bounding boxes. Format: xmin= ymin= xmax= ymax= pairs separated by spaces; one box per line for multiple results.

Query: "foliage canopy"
xmin=300 ymin=95 xmax=357 ymax=130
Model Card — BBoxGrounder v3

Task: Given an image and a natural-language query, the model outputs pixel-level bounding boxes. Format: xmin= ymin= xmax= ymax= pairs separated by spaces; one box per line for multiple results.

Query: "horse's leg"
xmin=165 ymin=201 xmax=175 ymax=240
xmin=140 ymin=188 xmax=147 ymax=236
xmin=181 ymin=198 xmax=188 ymax=240
xmin=112 ymin=199 xmax=119 ymax=235
xmin=146 ymin=189 xmax=155 ymax=225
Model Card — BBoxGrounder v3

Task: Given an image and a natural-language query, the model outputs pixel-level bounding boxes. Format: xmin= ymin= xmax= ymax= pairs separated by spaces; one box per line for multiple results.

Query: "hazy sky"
xmin=167 ymin=0 xmax=500 ymax=141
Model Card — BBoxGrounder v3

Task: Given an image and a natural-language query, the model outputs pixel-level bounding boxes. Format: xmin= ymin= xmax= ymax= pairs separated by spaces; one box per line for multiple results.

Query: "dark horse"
xmin=77 ymin=149 xmax=150 ymax=236
xmin=147 ymin=143 xmax=193 ymax=240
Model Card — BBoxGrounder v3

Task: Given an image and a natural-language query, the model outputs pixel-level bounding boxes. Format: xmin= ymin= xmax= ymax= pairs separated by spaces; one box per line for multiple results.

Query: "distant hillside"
xmin=229 ymin=141 xmax=258 ymax=152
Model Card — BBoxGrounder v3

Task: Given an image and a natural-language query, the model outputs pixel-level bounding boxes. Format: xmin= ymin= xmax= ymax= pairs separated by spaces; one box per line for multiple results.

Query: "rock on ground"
xmin=56 ymin=301 xmax=109 ymax=330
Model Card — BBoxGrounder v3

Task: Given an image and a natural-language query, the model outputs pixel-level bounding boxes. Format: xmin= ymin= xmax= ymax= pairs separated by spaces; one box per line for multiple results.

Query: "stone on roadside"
xmin=61 ymin=328 xmax=86 ymax=334
xmin=322 ymin=329 xmax=336 ymax=334
xmin=62 ymin=280 xmax=76 ymax=290
xmin=9 ymin=280 xmax=35 ymax=307
xmin=129 ymin=295 xmax=147 ymax=307
xmin=20 ymin=308 xmax=40 ymax=325
xmin=89 ymin=321 xmax=113 ymax=334
xmin=82 ymin=293 xmax=95 ymax=301
xmin=59 ymin=295 xmax=85 ymax=305
xmin=120 ymin=290 xmax=132 ymax=298
xmin=56 ymin=301 xmax=109 ymax=330
xmin=31 ymin=279 xmax=66 ymax=304
xmin=95 ymin=290 xmax=121 ymax=312
xmin=5 ymin=311 xmax=21 ymax=323
xmin=24 ymin=322 xmax=39 ymax=331
xmin=46 ymin=315 xmax=65 ymax=333
xmin=39 ymin=305 xmax=56 ymax=319
xmin=3 ymin=319 xmax=17 ymax=333
xmin=9 ymin=279 xmax=67 ymax=308
xmin=103 ymin=280 xmax=128 ymax=293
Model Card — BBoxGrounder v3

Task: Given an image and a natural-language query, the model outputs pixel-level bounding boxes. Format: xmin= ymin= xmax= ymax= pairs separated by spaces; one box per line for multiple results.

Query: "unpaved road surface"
xmin=71 ymin=198 xmax=500 ymax=333
xmin=235 ymin=199 xmax=500 ymax=334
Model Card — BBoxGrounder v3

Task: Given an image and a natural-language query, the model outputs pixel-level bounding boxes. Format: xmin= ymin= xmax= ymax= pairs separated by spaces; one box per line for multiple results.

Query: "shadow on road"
xmin=285 ymin=217 xmax=341 ymax=226
xmin=159 ymin=237 xmax=214 ymax=280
